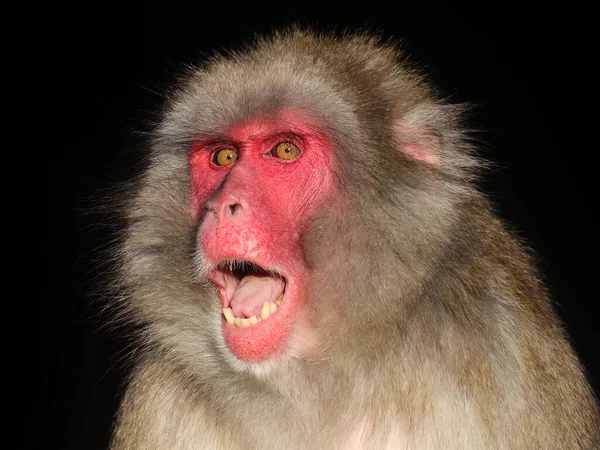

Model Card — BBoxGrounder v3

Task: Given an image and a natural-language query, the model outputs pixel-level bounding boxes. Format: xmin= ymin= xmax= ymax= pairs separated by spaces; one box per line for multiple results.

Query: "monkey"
xmin=110 ymin=29 xmax=599 ymax=449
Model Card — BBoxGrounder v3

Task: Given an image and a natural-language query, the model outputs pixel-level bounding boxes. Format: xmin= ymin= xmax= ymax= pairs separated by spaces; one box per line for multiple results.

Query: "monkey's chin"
xmin=221 ymin=306 xmax=293 ymax=361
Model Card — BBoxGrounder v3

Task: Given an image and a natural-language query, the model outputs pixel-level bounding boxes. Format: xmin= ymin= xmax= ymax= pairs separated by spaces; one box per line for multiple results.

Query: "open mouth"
xmin=205 ymin=259 xmax=297 ymax=361
xmin=209 ymin=260 xmax=286 ymax=328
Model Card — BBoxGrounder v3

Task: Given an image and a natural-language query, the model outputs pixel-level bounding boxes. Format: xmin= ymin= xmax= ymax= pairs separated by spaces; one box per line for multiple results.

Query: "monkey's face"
xmin=143 ymin=32 xmax=454 ymax=369
xmin=191 ymin=110 xmax=336 ymax=362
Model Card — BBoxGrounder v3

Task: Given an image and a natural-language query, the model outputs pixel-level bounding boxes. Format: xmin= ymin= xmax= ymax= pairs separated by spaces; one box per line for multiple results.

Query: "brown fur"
xmin=111 ymin=29 xmax=599 ymax=449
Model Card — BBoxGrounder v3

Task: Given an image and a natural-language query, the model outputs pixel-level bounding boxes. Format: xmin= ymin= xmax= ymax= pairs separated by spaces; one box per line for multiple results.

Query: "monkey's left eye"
xmin=270 ymin=142 xmax=301 ymax=160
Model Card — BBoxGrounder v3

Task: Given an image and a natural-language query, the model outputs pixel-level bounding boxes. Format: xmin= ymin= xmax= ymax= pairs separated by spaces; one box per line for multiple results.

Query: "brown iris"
xmin=213 ymin=148 xmax=238 ymax=166
xmin=272 ymin=142 xmax=301 ymax=160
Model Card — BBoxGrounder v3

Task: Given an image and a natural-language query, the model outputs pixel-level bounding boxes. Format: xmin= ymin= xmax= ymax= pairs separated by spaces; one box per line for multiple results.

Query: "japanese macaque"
xmin=110 ymin=30 xmax=599 ymax=449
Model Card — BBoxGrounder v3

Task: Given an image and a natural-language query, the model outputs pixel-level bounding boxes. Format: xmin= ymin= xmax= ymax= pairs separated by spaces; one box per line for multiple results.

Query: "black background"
xmin=47 ymin=6 xmax=598 ymax=450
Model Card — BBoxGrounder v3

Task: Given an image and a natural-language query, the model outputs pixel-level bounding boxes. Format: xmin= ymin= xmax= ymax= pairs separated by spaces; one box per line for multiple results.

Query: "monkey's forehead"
xmin=159 ymin=30 xmax=432 ymax=143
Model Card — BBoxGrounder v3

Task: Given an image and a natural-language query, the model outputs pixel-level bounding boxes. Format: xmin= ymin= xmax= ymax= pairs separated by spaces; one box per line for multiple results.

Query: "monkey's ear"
xmin=393 ymin=121 xmax=440 ymax=166
xmin=393 ymin=102 xmax=465 ymax=166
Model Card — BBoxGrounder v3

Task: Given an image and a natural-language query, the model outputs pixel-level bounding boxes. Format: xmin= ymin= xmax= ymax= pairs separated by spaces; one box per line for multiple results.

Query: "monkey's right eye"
xmin=212 ymin=148 xmax=238 ymax=166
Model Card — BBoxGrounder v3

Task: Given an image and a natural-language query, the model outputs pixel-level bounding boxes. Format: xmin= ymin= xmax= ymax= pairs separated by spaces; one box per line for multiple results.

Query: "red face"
xmin=190 ymin=110 xmax=336 ymax=362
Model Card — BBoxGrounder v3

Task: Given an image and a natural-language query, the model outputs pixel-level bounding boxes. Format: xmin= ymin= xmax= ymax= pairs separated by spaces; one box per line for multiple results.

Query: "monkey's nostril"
xmin=205 ymin=207 xmax=218 ymax=220
xmin=228 ymin=203 xmax=243 ymax=217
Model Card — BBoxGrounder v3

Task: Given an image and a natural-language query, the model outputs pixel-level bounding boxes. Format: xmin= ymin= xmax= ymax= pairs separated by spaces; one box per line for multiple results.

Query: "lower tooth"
xmin=260 ymin=301 xmax=271 ymax=320
xmin=224 ymin=313 xmax=260 ymax=328
xmin=223 ymin=308 xmax=235 ymax=324
xmin=224 ymin=297 xmax=283 ymax=327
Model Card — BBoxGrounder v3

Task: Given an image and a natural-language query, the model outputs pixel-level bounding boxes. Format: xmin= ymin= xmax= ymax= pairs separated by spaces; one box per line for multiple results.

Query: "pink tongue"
xmin=230 ymin=275 xmax=285 ymax=318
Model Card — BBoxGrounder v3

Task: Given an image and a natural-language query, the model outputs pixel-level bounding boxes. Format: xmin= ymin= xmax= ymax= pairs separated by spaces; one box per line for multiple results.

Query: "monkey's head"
xmin=121 ymin=30 xmax=478 ymax=374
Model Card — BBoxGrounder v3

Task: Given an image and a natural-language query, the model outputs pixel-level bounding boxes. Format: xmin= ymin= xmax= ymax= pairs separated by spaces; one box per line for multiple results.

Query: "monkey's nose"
xmin=205 ymin=196 xmax=246 ymax=226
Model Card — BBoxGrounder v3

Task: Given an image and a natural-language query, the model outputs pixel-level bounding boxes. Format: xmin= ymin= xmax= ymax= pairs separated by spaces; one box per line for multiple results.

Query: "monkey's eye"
xmin=213 ymin=148 xmax=238 ymax=166
xmin=270 ymin=142 xmax=301 ymax=160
